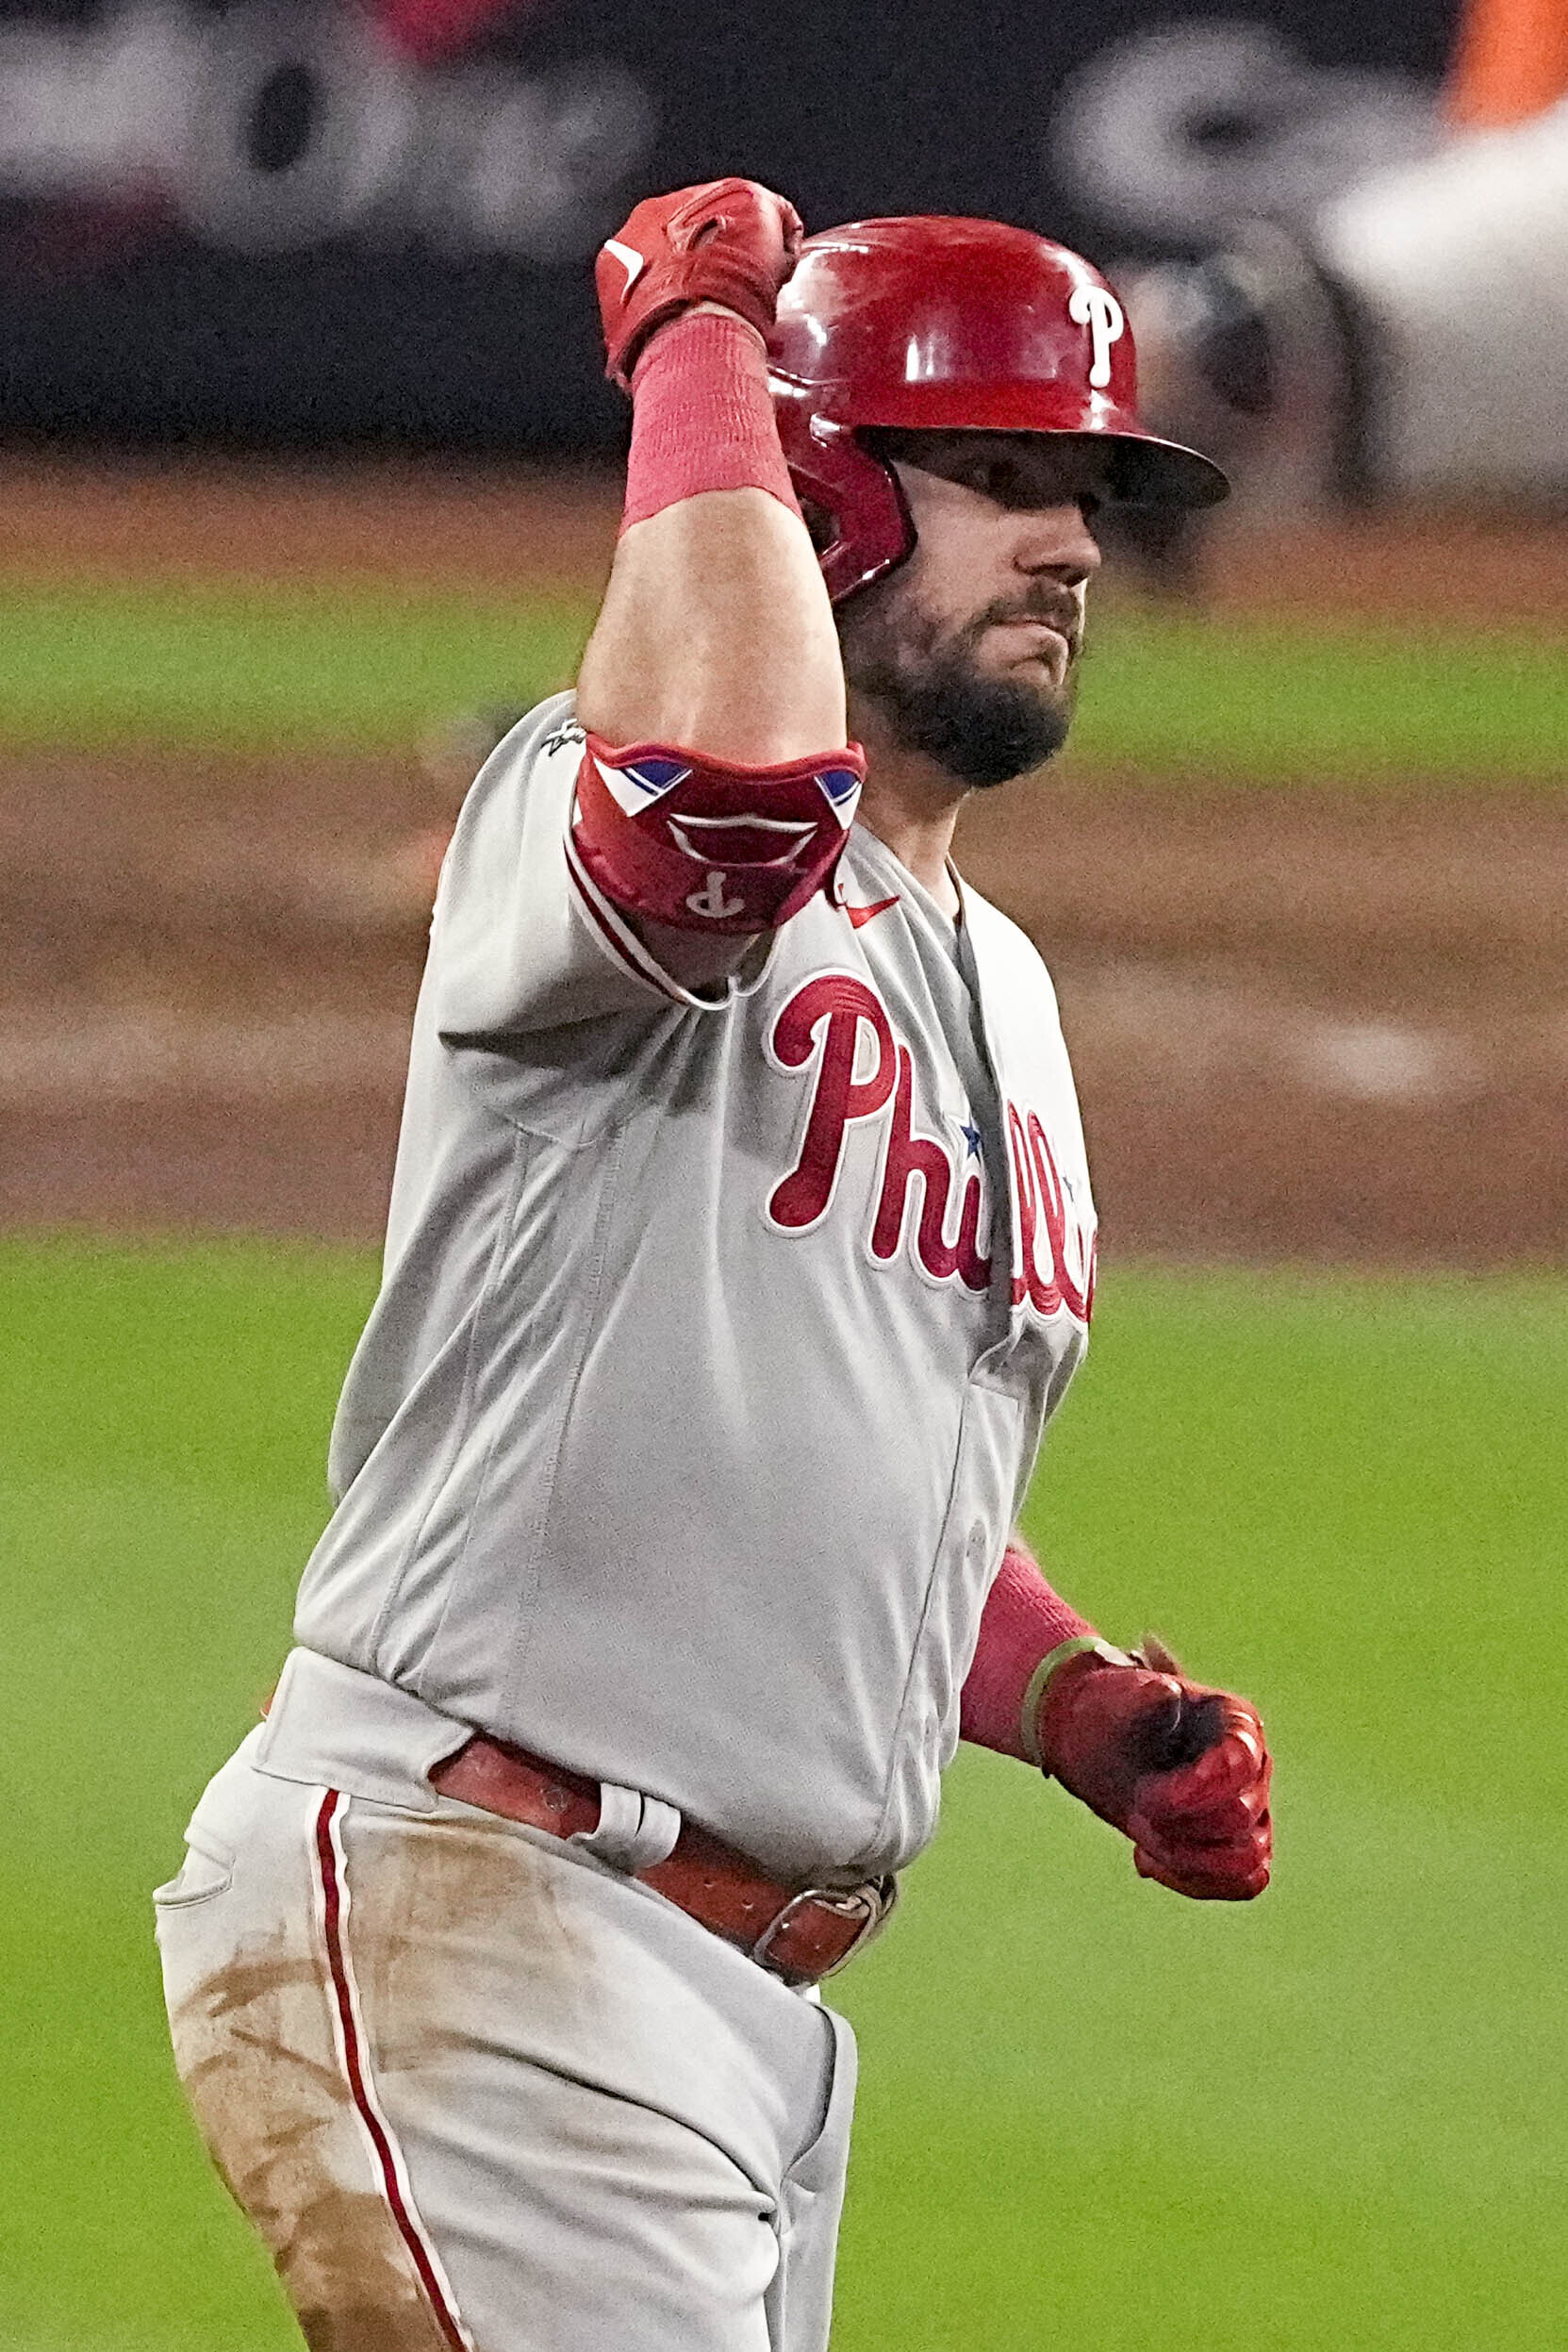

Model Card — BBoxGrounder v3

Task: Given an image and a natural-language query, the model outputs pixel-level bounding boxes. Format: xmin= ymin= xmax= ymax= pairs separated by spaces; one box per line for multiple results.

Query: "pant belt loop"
xmin=569 ymin=1782 xmax=683 ymax=1874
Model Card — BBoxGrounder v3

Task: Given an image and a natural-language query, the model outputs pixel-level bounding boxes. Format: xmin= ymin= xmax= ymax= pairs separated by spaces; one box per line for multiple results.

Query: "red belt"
xmin=431 ymin=1735 xmax=897 ymax=1984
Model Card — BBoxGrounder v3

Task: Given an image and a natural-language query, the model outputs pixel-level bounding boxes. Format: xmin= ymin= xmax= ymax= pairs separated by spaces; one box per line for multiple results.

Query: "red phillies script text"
xmin=764 ymin=973 xmax=1094 ymax=1324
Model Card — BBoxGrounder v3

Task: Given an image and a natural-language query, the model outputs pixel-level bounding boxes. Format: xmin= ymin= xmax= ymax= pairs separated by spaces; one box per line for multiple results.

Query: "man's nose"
xmin=1015 ymin=503 xmax=1102 ymax=587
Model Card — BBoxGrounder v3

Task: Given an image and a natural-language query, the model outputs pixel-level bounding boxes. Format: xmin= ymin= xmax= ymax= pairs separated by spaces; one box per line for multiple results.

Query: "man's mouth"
xmin=992 ymin=615 xmax=1076 ymax=680
xmin=988 ymin=595 xmax=1080 ymax=644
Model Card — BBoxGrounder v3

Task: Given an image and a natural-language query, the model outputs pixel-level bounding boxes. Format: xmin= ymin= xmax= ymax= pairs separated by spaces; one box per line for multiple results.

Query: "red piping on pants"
xmin=314 ymin=1791 xmax=471 ymax=2352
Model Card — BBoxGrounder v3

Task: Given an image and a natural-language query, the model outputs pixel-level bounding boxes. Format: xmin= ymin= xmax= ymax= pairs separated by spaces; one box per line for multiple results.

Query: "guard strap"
xmin=571 ymin=731 xmax=864 ymax=935
xmin=1021 ymin=1636 xmax=1138 ymax=1771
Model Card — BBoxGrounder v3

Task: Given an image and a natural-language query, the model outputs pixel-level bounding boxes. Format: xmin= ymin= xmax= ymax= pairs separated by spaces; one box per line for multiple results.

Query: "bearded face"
xmin=836 ymin=562 xmax=1083 ymax=788
xmin=834 ymin=431 xmax=1106 ymax=790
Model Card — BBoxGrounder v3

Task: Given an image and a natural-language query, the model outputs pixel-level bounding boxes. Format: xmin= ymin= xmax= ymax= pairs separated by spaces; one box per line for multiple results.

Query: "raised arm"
xmin=569 ymin=182 xmax=861 ymax=985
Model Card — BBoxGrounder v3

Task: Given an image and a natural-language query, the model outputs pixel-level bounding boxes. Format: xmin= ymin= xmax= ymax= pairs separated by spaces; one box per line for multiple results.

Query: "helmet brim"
xmin=850 ymin=418 xmax=1230 ymax=512
xmin=1093 ymin=430 xmax=1230 ymax=511
xmin=808 ymin=377 xmax=1231 ymax=510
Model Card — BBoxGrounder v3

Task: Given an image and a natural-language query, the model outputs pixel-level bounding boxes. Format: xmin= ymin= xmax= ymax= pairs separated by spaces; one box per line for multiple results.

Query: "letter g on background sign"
xmin=1048 ymin=20 xmax=1439 ymax=247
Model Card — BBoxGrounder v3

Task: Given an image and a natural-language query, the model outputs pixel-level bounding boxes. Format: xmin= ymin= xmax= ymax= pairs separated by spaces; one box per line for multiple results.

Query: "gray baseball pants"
xmin=154 ymin=1665 xmax=856 ymax=2352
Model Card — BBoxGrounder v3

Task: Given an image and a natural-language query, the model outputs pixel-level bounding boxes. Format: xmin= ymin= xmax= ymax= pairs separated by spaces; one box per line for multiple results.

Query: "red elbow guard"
xmin=569 ymin=732 xmax=865 ymax=935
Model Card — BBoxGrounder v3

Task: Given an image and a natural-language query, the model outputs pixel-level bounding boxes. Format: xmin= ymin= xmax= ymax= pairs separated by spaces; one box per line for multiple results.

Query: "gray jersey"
xmin=294 ymin=692 xmax=1097 ymax=1882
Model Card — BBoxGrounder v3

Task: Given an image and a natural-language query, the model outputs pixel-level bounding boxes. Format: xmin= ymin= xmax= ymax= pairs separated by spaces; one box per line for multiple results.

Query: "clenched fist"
xmin=596 ymin=178 xmax=805 ymax=389
xmin=1037 ymin=1639 xmax=1272 ymax=1900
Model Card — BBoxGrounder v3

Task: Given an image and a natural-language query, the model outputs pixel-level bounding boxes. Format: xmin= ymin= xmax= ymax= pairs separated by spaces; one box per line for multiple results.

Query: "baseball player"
xmin=155 ymin=183 xmax=1273 ymax=2352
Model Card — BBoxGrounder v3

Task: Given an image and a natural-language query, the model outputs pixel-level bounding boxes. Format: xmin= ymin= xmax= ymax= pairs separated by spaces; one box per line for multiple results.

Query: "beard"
xmin=837 ymin=570 xmax=1081 ymax=789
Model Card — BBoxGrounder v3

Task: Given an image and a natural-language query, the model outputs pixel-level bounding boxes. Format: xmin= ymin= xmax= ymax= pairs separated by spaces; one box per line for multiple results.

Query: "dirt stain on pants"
xmin=170 ymin=1926 xmax=454 ymax=2351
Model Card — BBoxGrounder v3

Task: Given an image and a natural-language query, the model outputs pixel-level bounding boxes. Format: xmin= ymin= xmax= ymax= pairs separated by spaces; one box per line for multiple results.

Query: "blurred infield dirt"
xmin=8 ymin=744 xmax=1568 ymax=1262
xmin=4 ymin=459 xmax=1567 ymax=1263
xmin=4 ymin=454 xmax=1567 ymax=623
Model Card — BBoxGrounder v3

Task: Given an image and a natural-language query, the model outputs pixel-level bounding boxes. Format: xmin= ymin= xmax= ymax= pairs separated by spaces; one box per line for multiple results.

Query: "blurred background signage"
xmin=0 ymin=0 xmax=1456 ymax=447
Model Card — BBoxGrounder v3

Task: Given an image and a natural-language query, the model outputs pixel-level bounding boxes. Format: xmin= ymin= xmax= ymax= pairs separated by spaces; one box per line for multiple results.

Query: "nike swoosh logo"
xmin=602 ymin=238 xmax=646 ymax=297
xmin=844 ymin=895 xmax=900 ymax=929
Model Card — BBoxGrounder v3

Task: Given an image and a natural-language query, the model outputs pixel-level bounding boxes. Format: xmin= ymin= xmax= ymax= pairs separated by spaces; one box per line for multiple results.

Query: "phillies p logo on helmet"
xmin=1067 ymin=283 xmax=1126 ymax=390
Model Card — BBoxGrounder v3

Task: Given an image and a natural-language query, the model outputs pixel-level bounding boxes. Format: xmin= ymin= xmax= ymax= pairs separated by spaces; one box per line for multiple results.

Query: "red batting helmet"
xmin=768 ymin=216 xmax=1230 ymax=602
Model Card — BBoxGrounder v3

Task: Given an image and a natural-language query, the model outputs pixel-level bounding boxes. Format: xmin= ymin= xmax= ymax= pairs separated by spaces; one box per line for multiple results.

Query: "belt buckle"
xmin=751 ymin=1874 xmax=900 ymax=1980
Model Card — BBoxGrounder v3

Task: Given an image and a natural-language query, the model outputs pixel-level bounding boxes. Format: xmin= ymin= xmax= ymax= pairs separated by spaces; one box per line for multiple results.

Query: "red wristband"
xmin=960 ymin=1544 xmax=1098 ymax=1764
xmin=622 ymin=310 xmax=801 ymax=533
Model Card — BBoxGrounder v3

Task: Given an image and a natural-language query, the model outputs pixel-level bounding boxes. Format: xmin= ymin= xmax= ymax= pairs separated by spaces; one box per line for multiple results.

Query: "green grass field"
xmin=5 ymin=577 xmax=1565 ymax=780
xmin=3 ymin=1240 xmax=1563 ymax=2352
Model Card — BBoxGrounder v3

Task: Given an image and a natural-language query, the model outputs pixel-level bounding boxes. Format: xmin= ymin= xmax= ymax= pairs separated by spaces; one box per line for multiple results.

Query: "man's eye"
xmin=952 ymin=455 xmax=1102 ymax=511
xmin=952 ymin=459 xmax=1002 ymax=495
xmin=967 ymin=462 xmax=1021 ymax=502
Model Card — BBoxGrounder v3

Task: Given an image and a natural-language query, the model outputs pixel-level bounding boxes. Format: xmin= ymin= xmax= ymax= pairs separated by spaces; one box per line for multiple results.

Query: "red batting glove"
xmin=1036 ymin=1640 xmax=1273 ymax=1901
xmin=595 ymin=178 xmax=805 ymax=389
